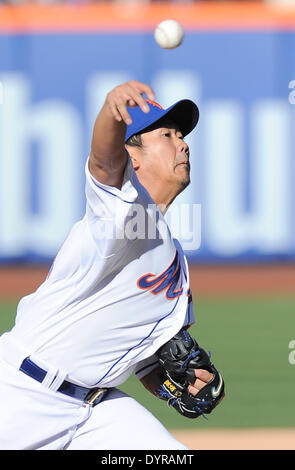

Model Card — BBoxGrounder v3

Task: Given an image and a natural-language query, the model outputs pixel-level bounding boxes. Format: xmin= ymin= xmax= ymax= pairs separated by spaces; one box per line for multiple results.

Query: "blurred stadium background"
xmin=0 ymin=0 xmax=294 ymax=450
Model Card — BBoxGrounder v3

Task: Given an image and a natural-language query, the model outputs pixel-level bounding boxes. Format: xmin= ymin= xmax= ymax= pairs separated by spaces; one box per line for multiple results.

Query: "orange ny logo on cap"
xmin=145 ymin=99 xmax=163 ymax=110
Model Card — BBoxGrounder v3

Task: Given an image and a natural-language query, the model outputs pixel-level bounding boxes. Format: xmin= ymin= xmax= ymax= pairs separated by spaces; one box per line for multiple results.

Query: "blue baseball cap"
xmin=125 ymin=98 xmax=199 ymax=143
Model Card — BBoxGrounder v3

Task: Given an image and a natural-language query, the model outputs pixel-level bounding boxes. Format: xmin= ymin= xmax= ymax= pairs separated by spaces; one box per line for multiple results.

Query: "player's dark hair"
xmin=125 ymin=133 xmax=142 ymax=148
xmin=125 ymin=117 xmax=181 ymax=148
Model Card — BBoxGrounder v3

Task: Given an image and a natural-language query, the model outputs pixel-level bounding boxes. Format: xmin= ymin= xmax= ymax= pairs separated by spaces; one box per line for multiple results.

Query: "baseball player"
xmin=0 ymin=80 xmax=224 ymax=450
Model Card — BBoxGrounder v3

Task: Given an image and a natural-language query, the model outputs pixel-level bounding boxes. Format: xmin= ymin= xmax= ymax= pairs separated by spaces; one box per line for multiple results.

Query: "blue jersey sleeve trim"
xmin=86 ymin=154 xmax=138 ymax=205
xmin=91 ymin=182 xmax=134 ymax=205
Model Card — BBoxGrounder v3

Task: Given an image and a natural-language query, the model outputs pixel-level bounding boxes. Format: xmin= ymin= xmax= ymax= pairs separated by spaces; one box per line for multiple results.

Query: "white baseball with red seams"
xmin=154 ymin=20 xmax=184 ymax=49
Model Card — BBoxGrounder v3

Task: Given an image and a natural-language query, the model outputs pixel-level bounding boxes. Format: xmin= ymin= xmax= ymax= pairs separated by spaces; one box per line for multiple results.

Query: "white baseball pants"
xmin=0 ymin=357 xmax=187 ymax=450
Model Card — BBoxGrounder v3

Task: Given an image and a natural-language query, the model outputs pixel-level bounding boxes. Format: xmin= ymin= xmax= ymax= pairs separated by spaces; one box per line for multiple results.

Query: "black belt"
xmin=19 ymin=357 xmax=108 ymax=406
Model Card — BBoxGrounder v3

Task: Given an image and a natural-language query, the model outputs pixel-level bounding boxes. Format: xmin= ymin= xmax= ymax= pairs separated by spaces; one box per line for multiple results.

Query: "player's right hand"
xmin=105 ymin=80 xmax=155 ymax=125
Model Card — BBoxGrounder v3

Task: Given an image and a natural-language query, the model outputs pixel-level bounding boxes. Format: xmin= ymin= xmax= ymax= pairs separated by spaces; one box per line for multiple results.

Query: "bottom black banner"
xmin=0 ymin=449 xmax=273 ymax=463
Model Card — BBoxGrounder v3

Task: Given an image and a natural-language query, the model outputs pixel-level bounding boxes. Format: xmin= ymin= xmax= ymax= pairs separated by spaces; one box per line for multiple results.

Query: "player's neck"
xmin=144 ymin=182 xmax=180 ymax=214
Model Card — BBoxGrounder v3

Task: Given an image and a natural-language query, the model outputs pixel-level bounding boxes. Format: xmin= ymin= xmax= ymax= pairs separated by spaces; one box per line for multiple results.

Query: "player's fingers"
xmin=125 ymin=91 xmax=148 ymax=112
xmin=131 ymin=80 xmax=156 ymax=102
xmin=188 ymin=378 xmax=207 ymax=396
xmin=193 ymin=369 xmax=214 ymax=383
xmin=108 ymin=101 xmax=124 ymax=122
xmin=108 ymin=93 xmax=132 ymax=124
xmin=124 ymin=86 xmax=150 ymax=113
xmin=107 ymin=81 xmax=155 ymax=123
xmin=188 ymin=369 xmax=220 ymax=396
xmin=127 ymin=98 xmax=136 ymax=107
xmin=107 ymin=88 xmax=136 ymax=123
xmin=116 ymin=101 xmax=133 ymax=125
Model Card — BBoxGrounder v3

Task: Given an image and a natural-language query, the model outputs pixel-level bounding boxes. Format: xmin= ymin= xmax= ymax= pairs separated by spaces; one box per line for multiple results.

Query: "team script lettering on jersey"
xmin=137 ymin=251 xmax=183 ymax=299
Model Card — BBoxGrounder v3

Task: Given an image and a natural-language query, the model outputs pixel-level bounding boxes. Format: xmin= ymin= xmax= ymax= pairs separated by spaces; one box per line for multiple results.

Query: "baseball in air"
xmin=154 ymin=20 xmax=184 ymax=50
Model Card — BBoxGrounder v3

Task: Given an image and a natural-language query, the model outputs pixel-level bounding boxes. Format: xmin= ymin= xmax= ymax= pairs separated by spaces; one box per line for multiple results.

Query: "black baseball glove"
xmin=155 ymin=328 xmax=224 ymax=419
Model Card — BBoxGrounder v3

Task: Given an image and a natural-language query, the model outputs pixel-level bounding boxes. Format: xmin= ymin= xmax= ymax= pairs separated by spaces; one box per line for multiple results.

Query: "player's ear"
xmin=126 ymin=146 xmax=141 ymax=171
xmin=130 ymin=156 xmax=140 ymax=171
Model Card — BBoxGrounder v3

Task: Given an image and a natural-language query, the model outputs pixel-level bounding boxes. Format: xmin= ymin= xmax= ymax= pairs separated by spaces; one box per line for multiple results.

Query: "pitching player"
xmin=0 ymin=80 xmax=224 ymax=450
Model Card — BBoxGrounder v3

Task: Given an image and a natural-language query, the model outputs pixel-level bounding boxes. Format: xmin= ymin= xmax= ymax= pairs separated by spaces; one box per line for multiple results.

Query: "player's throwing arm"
xmin=89 ymin=81 xmax=155 ymax=188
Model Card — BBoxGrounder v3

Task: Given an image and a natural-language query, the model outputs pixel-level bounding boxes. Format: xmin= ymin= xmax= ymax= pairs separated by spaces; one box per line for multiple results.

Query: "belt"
xmin=19 ymin=357 xmax=108 ymax=406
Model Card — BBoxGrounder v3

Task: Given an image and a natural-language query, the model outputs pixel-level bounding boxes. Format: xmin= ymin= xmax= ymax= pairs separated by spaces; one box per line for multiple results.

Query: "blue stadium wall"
xmin=0 ymin=5 xmax=295 ymax=263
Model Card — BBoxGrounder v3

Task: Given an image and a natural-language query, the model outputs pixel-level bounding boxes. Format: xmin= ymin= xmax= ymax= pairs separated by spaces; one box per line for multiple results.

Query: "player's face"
xmin=139 ymin=121 xmax=190 ymax=192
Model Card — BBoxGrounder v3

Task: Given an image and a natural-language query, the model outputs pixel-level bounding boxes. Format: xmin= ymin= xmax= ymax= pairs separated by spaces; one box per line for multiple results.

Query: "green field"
xmin=1 ymin=295 xmax=294 ymax=430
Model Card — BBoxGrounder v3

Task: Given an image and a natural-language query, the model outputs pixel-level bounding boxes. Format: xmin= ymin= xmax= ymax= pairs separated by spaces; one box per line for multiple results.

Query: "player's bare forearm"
xmin=90 ymin=105 xmax=127 ymax=188
xmin=140 ymin=366 xmax=164 ymax=397
xmin=90 ymin=80 xmax=155 ymax=188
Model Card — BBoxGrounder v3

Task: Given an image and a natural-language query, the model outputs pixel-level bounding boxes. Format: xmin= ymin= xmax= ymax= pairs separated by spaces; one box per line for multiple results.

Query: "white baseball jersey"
xmin=2 ymin=154 xmax=195 ymax=388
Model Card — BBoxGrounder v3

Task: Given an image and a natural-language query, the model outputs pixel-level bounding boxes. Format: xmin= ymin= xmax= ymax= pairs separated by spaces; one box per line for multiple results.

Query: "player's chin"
xmin=175 ymin=165 xmax=190 ymax=189
xmin=177 ymin=174 xmax=190 ymax=193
